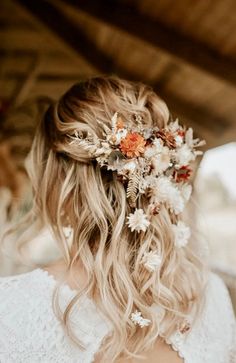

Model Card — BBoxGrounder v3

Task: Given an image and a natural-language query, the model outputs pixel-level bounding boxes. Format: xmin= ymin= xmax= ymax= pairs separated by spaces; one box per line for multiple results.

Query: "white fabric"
xmin=0 ymin=268 xmax=235 ymax=363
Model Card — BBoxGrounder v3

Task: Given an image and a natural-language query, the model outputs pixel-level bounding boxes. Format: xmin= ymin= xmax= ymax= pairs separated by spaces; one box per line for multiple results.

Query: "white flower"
xmin=152 ymin=176 xmax=172 ymax=201
xmin=175 ymin=134 xmax=183 ymax=147
xmin=94 ymin=142 xmax=112 ymax=157
xmin=176 ymin=144 xmax=195 ymax=166
xmin=144 ymin=146 xmax=157 ymax=158
xmin=173 ymin=221 xmax=191 ymax=248
xmin=168 ymin=187 xmax=185 ymax=214
xmin=96 ymin=155 xmax=108 ymax=166
xmin=110 ymin=112 xmax=128 ymax=144
xmin=122 ymin=160 xmax=137 ymax=172
xmin=185 ymin=128 xmax=206 ymax=148
xmin=144 ymin=138 xmax=165 ymax=159
xmin=139 ymin=175 xmax=152 ymax=194
xmin=62 ymin=226 xmax=73 ymax=246
xmin=152 ymin=147 xmax=170 ymax=175
xmin=114 ymin=128 xmax=128 ymax=144
xmin=143 ymin=128 xmax=153 ymax=139
xmin=141 ymin=250 xmax=162 ymax=272
xmin=131 ymin=310 xmax=151 ymax=328
xmin=153 ymin=138 xmax=165 ymax=153
xmin=107 ymin=128 xmax=127 ymax=145
xmin=185 ymin=128 xmax=194 ymax=148
xmin=63 ymin=226 xmax=73 ymax=239
xmin=168 ymin=118 xmax=180 ymax=133
xmin=151 ymin=176 xmax=185 ymax=214
xmin=127 ymin=209 xmax=150 ymax=233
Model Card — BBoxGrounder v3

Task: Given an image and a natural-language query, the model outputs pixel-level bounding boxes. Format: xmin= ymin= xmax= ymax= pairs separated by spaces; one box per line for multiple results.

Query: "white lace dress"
xmin=0 ymin=269 xmax=235 ymax=363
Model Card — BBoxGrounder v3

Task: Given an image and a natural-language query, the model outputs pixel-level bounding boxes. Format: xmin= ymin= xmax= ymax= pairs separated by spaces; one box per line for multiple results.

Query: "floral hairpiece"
xmin=67 ymin=113 xmax=205 ymax=331
xmin=131 ymin=310 xmax=151 ymax=328
xmin=68 ymin=112 xmax=205 ymax=239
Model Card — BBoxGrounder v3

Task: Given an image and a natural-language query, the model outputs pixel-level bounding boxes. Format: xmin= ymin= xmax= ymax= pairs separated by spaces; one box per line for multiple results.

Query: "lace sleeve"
xmin=167 ymin=272 xmax=236 ymax=363
xmin=0 ymin=269 xmax=112 ymax=363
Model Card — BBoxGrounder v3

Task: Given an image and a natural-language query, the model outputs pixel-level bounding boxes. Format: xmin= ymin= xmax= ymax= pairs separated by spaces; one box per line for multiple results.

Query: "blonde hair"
xmin=25 ymin=76 xmax=206 ymax=361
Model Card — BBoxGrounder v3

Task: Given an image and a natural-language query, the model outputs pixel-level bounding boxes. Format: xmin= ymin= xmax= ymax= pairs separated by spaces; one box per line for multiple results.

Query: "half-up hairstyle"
xmin=26 ymin=76 xmax=206 ymax=361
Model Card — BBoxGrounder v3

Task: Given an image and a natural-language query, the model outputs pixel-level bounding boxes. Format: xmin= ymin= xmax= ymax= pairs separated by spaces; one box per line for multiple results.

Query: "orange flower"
xmin=120 ymin=132 xmax=146 ymax=158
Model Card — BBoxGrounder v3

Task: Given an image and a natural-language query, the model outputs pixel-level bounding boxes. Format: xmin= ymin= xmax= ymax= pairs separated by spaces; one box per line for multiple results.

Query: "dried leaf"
xmin=126 ymin=172 xmax=140 ymax=207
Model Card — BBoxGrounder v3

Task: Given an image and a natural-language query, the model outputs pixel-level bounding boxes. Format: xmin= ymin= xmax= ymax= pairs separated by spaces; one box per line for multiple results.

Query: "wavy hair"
xmin=25 ymin=76 xmax=206 ymax=361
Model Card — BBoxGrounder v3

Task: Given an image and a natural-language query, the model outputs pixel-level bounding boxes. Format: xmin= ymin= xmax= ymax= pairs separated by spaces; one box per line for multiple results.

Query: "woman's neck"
xmin=43 ymin=258 xmax=89 ymax=291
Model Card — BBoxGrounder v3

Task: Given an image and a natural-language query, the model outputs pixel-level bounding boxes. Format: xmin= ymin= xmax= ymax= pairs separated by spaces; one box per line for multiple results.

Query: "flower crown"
xmin=69 ymin=112 xmax=205 ymax=234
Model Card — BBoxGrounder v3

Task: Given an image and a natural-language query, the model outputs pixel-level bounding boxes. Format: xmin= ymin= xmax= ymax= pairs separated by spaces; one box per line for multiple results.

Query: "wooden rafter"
xmin=16 ymin=0 xmax=229 ymax=146
xmin=2 ymin=73 xmax=83 ymax=81
xmin=61 ymin=0 xmax=236 ymax=87
xmin=15 ymin=0 xmax=115 ymax=74
xmin=11 ymin=55 xmax=41 ymax=106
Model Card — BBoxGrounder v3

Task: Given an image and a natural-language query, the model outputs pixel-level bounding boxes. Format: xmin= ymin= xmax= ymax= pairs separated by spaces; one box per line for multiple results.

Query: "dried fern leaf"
xmin=97 ymin=119 xmax=111 ymax=136
xmin=126 ymin=172 xmax=140 ymax=208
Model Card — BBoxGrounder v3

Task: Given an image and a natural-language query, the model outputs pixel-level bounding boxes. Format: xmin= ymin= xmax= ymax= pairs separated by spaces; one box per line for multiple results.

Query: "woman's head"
xmin=27 ymin=76 xmax=206 ymax=361
xmin=29 ymin=77 xmax=173 ymax=259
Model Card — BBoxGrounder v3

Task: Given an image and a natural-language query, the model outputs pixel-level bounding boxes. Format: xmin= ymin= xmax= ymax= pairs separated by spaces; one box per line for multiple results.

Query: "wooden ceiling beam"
xmin=16 ymin=0 xmax=115 ymax=74
xmin=16 ymin=0 xmax=230 ymax=147
xmin=0 ymin=49 xmax=63 ymax=57
xmin=2 ymin=72 xmax=84 ymax=81
xmin=61 ymin=0 xmax=236 ymax=87
xmin=11 ymin=55 xmax=41 ymax=106
xmin=0 ymin=20 xmax=36 ymax=31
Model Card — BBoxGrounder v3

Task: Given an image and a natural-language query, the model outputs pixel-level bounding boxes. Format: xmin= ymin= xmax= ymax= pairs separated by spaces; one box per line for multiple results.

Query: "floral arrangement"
xmin=130 ymin=310 xmax=151 ymax=328
xmin=68 ymin=111 xmax=205 ymax=330
xmin=69 ymin=112 xmax=204 ymax=235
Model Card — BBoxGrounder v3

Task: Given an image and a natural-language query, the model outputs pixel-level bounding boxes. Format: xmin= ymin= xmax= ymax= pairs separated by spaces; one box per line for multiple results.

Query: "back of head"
xmin=27 ymin=76 xmax=206 ymax=361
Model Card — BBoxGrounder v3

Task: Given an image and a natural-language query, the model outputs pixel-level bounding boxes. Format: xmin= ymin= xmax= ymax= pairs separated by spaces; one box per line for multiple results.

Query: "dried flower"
xmin=176 ymin=144 xmax=195 ymax=167
xmin=179 ymin=319 xmax=191 ymax=334
xmin=122 ymin=160 xmax=138 ymax=172
xmin=175 ymin=134 xmax=184 ymax=147
xmin=151 ymin=176 xmax=184 ymax=214
xmin=150 ymin=175 xmax=171 ymax=200
xmin=127 ymin=209 xmax=150 ymax=233
xmin=94 ymin=142 xmax=112 ymax=157
xmin=168 ymin=188 xmax=185 ymax=214
xmin=149 ymin=202 xmax=161 ymax=215
xmin=185 ymin=128 xmax=199 ymax=148
xmin=116 ymin=116 xmax=125 ymax=130
xmin=141 ymin=250 xmax=162 ymax=272
xmin=173 ymin=221 xmax=191 ymax=248
xmin=156 ymin=130 xmax=176 ymax=149
xmin=144 ymin=137 xmax=164 ymax=158
xmin=174 ymin=165 xmax=192 ymax=182
xmin=131 ymin=310 xmax=151 ymax=328
xmin=120 ymin=132 xmax=146 ymax=158
xmin=63 ymin=226 xmax=73 ymax=239
xmin=108 ymin=129 xmax=127 ymax=145
xmin=151 ymin=147 xmax=171 ymax=175
xmin=69 ymin=112 xmax=204 ymax=234
xmin=168 ymin=118 xmax=181 ymax=133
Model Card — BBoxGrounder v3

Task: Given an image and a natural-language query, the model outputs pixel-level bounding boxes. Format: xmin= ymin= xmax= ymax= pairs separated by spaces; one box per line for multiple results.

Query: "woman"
xmin=0 ymin=76 xmax=235 ymax=363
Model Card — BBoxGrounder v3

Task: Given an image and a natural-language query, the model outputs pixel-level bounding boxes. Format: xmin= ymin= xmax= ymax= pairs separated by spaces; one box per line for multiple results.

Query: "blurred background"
xmin=0 ymin=0 xmax=235 ymax=308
